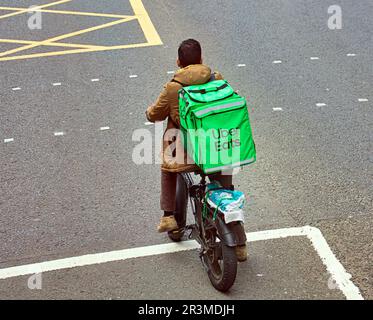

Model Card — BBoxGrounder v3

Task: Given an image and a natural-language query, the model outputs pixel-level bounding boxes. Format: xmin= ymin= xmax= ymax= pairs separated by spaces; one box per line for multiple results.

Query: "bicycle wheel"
xmin=204 ymin=230 xmax=237 ymax=292
xmin=168 ymin=174 xmax=188 ymax=242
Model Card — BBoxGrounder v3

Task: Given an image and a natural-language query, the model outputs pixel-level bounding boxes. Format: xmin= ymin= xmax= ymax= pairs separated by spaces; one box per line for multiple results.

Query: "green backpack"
xmin=178 ymin=79 xmax=256 ymax=174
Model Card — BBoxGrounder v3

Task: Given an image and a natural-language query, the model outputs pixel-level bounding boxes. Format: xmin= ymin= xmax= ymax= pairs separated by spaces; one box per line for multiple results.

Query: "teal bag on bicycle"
xmin=178 ymin=79 xmax=256 ymax=174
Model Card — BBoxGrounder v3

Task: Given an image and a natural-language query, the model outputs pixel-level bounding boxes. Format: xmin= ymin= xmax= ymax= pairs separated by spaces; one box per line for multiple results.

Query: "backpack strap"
xmin=171 ymin=79 xmax=185 ymax=86
xmin=171 ymin=72 xmax=216 ymax=87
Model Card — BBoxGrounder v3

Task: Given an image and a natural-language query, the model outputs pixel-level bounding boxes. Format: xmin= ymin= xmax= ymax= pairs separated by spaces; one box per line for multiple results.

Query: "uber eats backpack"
xmin=178 ymin=79 xmax=256 ymax=174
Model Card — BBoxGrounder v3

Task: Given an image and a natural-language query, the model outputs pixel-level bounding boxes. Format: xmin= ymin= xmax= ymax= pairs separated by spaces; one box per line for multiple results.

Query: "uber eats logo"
xmin=211 ymin=128 xmax=241 ymax=152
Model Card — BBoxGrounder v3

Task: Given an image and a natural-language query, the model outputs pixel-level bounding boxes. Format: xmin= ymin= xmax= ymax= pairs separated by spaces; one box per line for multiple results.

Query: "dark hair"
xmin=178 ymin=39 xmax=202 ymax=67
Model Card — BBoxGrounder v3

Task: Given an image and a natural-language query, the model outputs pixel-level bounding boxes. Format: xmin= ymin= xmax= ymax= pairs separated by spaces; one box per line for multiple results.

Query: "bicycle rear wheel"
xmin=203 ymin=229 xmax=237 ymax=292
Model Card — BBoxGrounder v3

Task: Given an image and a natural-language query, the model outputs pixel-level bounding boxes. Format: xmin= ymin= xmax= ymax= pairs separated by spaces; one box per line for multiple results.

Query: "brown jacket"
xmin=146 ymin=64 xmax=223 ymax=172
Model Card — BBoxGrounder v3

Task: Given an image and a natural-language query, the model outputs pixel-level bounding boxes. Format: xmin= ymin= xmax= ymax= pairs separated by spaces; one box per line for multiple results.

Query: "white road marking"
xmin=273 ymin=107 xmax=283 ymax=111
xmin=12 ymin=87 xmax=21 ymax=91
xmin=310 ymin=57 xmax=320 ymax=60
xmin=52 ymin=83 xmax=61 ymax=86
xmin=91 ymin=79 xmax=100 ymax=82
xmin=237 ymin=64 xmax=246 ymax=67
xmin=347 ymin=53 xmax=356 ymax=57
xmin=54 ymin=132 xmax=64 ymax=136
xmin=144 ymin=122 xmax=153 ymax=125
xmin=167 ymin=71 xmax=175 ymax=74
xmin=272 ymin=60 xmax=282 ymax=64
xmin=316 ymin=103 xmax=327 ymax=107
xmin=129 ymin=75 xmax=138 ymax=78
xmin=0 ymin=226 xmax=363 ymax=300
xmin=4 ymin=138 xmax=14 ymax=143
xmin=358 ymin=98 xmax=368 ymax=102
xmin=100 ymin=126 xmax=110 ymax=131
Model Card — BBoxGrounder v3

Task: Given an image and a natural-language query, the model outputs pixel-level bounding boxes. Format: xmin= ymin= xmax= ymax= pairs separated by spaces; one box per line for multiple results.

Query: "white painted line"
xmin=272 ymin=60 xmax=282 ymax=64
xmin=100 ymin=126 xmax=110 ymax=131
xmin=310 ymin=57 xmax=320 ymax=60
xmin=91 ymin=78 xmax=100 ymax=82
xmin=4 ymin=138 xmax=14 ymax=143
xmin=144 ymin=122 xmax=154 ymax=125
xmin=304 ymin=226 xmax=364 ymax=300
xmin=54 ymin=132 xmax=64 ymax=136
xmin=0 ymin=226 xmax=363 ymax=300
xmin=52 ymin=83 xmax=61 ymax=86
xmin=347 ymin=53 xmax=356 ymax=57
xmin=129 ymin=75 xmax=138 ymax=78
xmin=358 ymin=98 xmax=368 ymax=102
xmin=273 ymin=107 xmax=283 ymax=111
xmin=316 ymin=103 xmax=327 ymax=107
xmin=167 ymin=71 xmax=175 ymax=74
xmin=237 ymin=64 xmax=246 ymax=67
xmin=12 ymin=87 xmax=21 ymax=91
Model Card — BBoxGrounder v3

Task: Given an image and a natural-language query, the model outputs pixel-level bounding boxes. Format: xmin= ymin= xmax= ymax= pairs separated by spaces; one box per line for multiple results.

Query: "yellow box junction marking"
xmin=0 ymin=0 xmax=163 ymax=62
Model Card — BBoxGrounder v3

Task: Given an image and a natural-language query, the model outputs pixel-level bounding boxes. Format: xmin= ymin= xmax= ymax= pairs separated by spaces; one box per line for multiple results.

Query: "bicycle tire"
xmin=205 ymin=241 xmax=237 ymax=292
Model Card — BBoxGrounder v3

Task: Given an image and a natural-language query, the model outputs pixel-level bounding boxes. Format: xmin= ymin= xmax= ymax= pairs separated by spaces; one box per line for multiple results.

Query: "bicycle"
xmin=168 ymin=172 xmax=247 ymax=292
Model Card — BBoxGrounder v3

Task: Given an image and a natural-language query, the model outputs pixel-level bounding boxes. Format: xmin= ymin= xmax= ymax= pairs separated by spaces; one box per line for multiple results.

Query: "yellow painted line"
xmin=0 ymin=39 xmax=107 ymax=50
xmin=129 ymin=0 xmax=162 ymax=45
xmin=0 ymin=0 xmax=162 ymax=62
xmin=0 ymin=6 xmax=134 ymax=19
xmin=0 ymin=0 xmax=72 ymax=20
xmin=0 ymin=42 xmax=156 ymax=62
xmin=0 ymin=17 xmax=136 ymax=58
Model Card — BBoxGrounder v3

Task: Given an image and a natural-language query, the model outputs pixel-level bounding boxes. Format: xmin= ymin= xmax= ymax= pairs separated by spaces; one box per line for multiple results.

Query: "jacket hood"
xmin=173 ymin=64 xmax=211 ymax=86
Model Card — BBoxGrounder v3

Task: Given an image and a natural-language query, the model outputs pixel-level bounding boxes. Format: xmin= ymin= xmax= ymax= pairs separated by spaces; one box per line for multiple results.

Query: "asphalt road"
xmin=0 ymin=0 xmax=372 ymax=300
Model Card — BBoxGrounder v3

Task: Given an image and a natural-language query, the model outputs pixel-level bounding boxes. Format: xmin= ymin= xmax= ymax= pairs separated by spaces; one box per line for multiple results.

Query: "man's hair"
xmin=178 ymin=39 xmax=202 ymax=67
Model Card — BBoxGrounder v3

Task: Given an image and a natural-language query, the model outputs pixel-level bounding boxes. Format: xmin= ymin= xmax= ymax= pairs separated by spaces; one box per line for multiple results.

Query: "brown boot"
xmin=235 ymin=244 xmax=248 ymax=262
xmin=157 ymin=215 xmax=178 ymax=233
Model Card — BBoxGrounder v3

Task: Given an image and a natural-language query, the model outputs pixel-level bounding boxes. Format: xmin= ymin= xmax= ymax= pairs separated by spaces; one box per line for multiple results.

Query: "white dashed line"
xmin=347 ymin=53 xmax=356 ymax=57
xmin=12 ymin=87 xmax=21 ymax=91
xmin=129 ymin=75 xmax=138 ymax=78
xmin=100 ymin=126 xmax=110 ymax=131
xmin=4 ymin=138 xmax=14 ymax=143
xmin=52 ymin=83 xmax=61 ymax=86
xmin=273 ymin=107 xmax=283 ymax=111
xmin=144 ymin=122 xmax=153 ymax=126
xmin=167 ymin=71 xmax=175 ymax=74
xmin=358 ymin=98 xmax=368 ymax=102
xmin=54 ymin=132 xmax=64 ymax=136
xmin=91 ymin=79 xmax=100 ymax=82
xmin=272 ymin=60 xmax=282 ymax=64
xmin=316 ymin=103 xmax=327 ymax=107
xmin=310 ymin=57 xmax=320 ymax=60
xmin=237 ymin=64 xmax=246 ymax=67
xmin=0 ymin=226 xmax=363 ymax=300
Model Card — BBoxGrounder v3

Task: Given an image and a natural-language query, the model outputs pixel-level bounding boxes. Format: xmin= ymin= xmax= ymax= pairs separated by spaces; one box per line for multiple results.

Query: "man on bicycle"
xmin=146 ymin=39 xmax=247 ymax=261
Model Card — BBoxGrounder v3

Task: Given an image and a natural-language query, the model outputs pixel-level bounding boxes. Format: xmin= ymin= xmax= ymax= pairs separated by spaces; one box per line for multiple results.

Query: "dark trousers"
xmin=160 ymin=171 xmax=233 ymax=212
